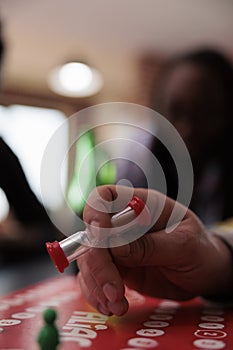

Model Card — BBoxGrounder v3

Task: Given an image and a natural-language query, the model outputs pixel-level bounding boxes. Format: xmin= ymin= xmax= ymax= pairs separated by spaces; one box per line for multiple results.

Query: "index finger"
xmin=84 ymin=185 xmax=189 ymax=234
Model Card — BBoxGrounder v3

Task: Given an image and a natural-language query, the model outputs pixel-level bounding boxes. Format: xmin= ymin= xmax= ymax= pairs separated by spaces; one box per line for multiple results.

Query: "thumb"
xmin=110 ymin=233 xmax=158 ymax=267
xmin=110 ymin=220 xmax=197 ymax=267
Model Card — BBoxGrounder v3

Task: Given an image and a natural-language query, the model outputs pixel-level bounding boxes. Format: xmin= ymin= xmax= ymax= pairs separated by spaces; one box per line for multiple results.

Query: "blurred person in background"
xmin=118 ymin=49 xmax=233 ymax=225
xmin=153 ymin=49 xmax=233 ymax=225
xmin=0 ymin=22 xmax=62 ymax=263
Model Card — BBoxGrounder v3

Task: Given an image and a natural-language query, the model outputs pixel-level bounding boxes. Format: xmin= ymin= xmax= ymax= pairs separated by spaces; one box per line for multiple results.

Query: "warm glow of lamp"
xmin=59 ymin=62 xmax=92 ymax=92
xmin=48 ymin=61 xmax=103 ymax=97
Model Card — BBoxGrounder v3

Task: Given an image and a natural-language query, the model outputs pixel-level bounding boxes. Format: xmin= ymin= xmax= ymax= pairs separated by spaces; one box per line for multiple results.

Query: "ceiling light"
xmin=48 ymin=61 xmax=103 ymax=97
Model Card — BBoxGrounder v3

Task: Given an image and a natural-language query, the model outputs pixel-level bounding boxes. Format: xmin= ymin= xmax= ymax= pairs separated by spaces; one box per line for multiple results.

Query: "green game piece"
xmin=37 ymin=308 xmax=60 ymax=350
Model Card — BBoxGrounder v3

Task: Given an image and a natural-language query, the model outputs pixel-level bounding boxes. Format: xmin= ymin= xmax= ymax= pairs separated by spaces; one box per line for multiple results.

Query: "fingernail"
xmin=103 ymin=283 xmax=118 ymax=303
xmin=97 ymin=303 xmax=112 ymax=316
xmin=108 ymin=298 xmax=128 ymax=316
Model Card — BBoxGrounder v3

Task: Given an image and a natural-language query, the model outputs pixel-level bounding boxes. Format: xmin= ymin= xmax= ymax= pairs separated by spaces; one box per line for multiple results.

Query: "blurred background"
xmin=0 ymin=0 xmax=233 ymax=228
xmin=0 ymin=0 xmax=233 ymax=220
xmin=0 ymin=0 xmax=233 ymax=291
xmin=1 ymin=0 xmax=233 ymax=107
xmin=0 ymin=0 xmax=232 ymax=209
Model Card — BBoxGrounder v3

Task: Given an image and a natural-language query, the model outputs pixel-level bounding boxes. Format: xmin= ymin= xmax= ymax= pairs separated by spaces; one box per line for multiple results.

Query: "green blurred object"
xmin=67 ymin=129 xmax=116 ymax=215
xmin=37 ymin=308 xmax=60 ymax=350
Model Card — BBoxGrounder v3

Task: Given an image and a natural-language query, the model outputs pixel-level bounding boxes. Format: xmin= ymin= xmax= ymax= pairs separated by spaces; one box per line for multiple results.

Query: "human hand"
xmin=77 ymin=185 xmax=233 ymax=316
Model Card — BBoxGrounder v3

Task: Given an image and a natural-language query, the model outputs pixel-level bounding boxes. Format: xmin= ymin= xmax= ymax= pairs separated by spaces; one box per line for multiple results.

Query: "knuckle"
xmin=131 ymin=235 xmax=156 ymax=265
xmin=175 ymin=226 xmax=199 ymax=258
xmin=177 ymin=230 xmax=195 ymax=247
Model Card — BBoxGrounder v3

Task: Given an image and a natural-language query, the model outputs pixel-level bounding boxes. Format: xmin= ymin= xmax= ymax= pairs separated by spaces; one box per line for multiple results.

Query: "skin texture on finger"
xmin=77 ymin=247 xmax=128 ymax=316
xmin=110 ymin=211 xmax=205 ymax=269
xmin=78 ymin=272 xmax=108 ymax=314
xmin=110 ymin=222 xmax=233 ymax=299
xmin=83 ymin=186 xmax=114 ymax=228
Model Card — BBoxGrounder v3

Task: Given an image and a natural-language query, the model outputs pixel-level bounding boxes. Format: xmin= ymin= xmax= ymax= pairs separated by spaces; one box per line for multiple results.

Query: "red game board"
xmin=0 ymin=275 xmax=232 ymax=349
